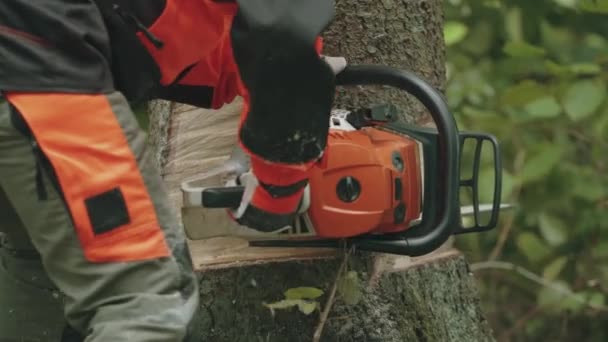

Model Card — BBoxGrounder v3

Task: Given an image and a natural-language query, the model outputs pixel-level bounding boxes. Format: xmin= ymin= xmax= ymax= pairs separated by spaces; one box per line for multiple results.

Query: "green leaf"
xmin=554 ymin=0 xmax=578 ymax=8
xmin=584 ymin=33 xmax=607 ymax=49
xmin=479 ymin=168 xmax=515 ymax=203
xmin=503 ymin=41 xmax=546 ymax=58
xmin=588 ymin=292 xmax=606 ymax=309
xmin=444 ymin=21 xmax=469 ymax=46
xmin=543 ymin=256 xmax=568 ymax=280
xmin=580 ymin=0 xmax=608 ymax=14
xmin=545 ymin=60 xmax=571 ymax=76
xmin=500 ymin=80 xmax=546 ymax=107
xmin=477 ymin=167 xmax=507 ymax=203
xmin=592 ymin=241 xmax=608 ymax=259
xmin=592 ymin=105 xmax=608 ymax=140
xmin=569 ymin=63 xmax=602 ymax=75
xmin=337 ymin=271 xmax=362 ymax=305
xmin=264 ymin=299 xmax=299 ymax=310
xmin=297 ymin=301 xmax=319 ymax=315
xmin=505 ymin=7 xmax=523 ymax=42
xmin=500 ymin=170 xmax=516 ymax=202
xmin=263 ymin=299 xmax=319 ymax=316
xmin=563 ymin=79 xmax=606 ymax=121
xmin=598 ymin=266 xmax=608 ymax=285
xmin=558 ymin=293 xmax=587 ymax=314
xmin=544 ymin=61 xmax=601 ymax=77
xmin=540 ymin=21 xmax=577 ymax=55
xmin=284 ymin=287 xmax=324 ymax=300
xmin=545 ymin=61 xmax=602 ymax=77
xmin=537 ymin=281 xmax=576 ymax=313
xmin=571 ymin=170 xmax=606 ymax=201
xmin=516 ymin=232 xmax=551 ymax=262
xmin=538 ymin=213 xmax=568 ymax=246
xmin=523 ymin=96 xmax=562 ymax=119
xmin=519 ymin=144 xmax=564 ymax=184
xmin=482 ymin=0 xmax=502 ymax=8
xmin=461 ymin=21 xmax=494 ymax=56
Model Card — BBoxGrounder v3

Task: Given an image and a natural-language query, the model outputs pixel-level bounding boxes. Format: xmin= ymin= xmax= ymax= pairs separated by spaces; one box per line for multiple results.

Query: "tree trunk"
xmin=147 ymin=1 xmax=495 ymax=341
xmin=323 ymin=0 xmax=446 ymax=124
xmin=187 ymin=250 xmax=493 ymax=342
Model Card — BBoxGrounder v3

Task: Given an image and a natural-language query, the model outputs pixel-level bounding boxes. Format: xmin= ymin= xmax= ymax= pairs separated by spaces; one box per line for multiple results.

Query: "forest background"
xmin=445 ymin=0 xmax=608 ymax=340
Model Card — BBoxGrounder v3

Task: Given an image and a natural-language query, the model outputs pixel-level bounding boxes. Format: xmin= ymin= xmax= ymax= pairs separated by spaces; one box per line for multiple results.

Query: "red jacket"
xmin=133 ymin=0 xmax=336 ymax=214
xmin=0 ymin=0 xmax=336 ymax=215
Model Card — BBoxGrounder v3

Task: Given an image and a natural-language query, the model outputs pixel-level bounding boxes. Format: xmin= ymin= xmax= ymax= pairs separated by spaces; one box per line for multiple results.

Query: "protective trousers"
xmin=0 ymin=93 xmax=198 ymax=341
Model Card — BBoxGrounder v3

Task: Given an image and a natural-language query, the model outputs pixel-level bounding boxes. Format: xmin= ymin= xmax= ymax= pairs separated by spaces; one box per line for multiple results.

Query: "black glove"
xmin=230 ymin=0 xmax=337 ymax=165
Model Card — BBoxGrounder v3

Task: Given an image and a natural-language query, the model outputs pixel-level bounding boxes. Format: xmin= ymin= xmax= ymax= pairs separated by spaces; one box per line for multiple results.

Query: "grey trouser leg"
xmin=0 ymin=93 xmax=199 ymax=341
xmin=0 ymin=185 xmax=67 ymax=341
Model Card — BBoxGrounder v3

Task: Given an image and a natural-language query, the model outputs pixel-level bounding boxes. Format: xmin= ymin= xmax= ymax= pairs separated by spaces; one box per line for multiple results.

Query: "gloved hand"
xmin=228 ymin=57 xmax=344 ymax=232
xmin=226 ymin=171 xmax=308 ymax=232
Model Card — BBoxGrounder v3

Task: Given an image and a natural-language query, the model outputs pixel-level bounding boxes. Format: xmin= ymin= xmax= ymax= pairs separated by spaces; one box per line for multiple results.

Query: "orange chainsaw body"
xmin=306 ymin=126 xmax=423 ymax=238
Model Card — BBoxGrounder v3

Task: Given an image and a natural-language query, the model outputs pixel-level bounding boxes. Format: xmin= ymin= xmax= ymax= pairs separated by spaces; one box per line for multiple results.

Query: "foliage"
xmin=132 ymin=102 xmax=149 ymax=132
xmin=445 ymin=0 xmax=608 ymax=340
xmin=337 ymin=270 xmax=363 ymax=305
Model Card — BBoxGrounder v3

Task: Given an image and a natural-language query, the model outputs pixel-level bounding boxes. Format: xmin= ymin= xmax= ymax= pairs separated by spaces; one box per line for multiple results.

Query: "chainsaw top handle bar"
xmin=337 ymin=65 xmax=459 ymax=256
xmin=250 ymin=64 xmax=461 ymax=257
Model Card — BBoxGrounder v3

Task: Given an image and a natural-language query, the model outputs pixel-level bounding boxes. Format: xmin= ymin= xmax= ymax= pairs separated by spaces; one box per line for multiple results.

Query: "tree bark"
xmin=147 ymin=1 xmax=495 ymax=341
xmin=187 ymin=250 xmax=493 ymax=342
xmin=323 ymin=0 xmax=446 ymax=124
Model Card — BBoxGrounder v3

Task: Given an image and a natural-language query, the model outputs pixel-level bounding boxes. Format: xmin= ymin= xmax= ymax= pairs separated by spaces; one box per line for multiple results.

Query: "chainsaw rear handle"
xmin=251 ymin=64 xmax=461 ymax=256
xmin=201 ymin=186 xmax=244 ymax=209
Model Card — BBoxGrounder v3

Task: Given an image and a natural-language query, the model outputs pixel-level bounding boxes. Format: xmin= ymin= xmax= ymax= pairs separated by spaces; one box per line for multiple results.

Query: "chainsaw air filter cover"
xmin=305 ymin=109 xmax=423 ymax=238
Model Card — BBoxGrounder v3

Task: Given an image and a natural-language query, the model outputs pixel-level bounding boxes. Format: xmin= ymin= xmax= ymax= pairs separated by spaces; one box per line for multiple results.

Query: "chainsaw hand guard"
xmin=454 ymin=132 xmax=502 ymax=234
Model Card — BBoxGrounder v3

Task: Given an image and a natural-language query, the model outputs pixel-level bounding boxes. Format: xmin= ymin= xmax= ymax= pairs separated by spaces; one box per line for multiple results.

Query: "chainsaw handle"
xmin=200 ymin=186 xmax=244 ymax=209
xmin=335 ymin=65 xmax=459 ymax=256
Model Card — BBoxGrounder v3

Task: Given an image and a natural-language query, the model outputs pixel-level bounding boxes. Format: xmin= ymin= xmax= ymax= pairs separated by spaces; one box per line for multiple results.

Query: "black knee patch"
xmin=85 ymin=187 xmax=131 ymax=235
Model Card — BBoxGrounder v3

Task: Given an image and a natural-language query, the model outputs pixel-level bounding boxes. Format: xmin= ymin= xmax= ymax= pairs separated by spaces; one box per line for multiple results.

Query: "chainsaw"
xmin=180 ymin=64 xmax=507 ymax=256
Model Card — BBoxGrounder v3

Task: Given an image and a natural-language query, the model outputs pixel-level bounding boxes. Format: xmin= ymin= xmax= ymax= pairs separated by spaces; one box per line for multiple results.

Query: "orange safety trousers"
xmin=5 ymin=92 xmax=169 ymax=262
xmin=0 ymin=92 xmax=198 ymax=341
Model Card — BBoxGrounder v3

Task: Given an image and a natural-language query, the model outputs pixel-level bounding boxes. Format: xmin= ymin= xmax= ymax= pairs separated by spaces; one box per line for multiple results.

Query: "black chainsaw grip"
xmin=201 ymin=186 xmax=244 ymax=209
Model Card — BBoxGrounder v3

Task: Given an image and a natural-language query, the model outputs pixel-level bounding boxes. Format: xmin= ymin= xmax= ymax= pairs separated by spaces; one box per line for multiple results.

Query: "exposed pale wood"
xmin=188 ymin=237 xmax=338 ymax=270
xmin=162 ymin=98 xmax=242 ymax=211
xmin=158 ymin=97 xmax=346 ymax=267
